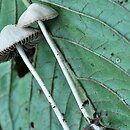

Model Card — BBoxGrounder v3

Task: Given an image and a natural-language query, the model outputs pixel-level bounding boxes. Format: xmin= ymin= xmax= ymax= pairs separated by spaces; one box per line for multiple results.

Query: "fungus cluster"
xmin=0 ymin=3 xmax=58 ymax=63
xmin=0 ymin=2 xmax=99 ymax=130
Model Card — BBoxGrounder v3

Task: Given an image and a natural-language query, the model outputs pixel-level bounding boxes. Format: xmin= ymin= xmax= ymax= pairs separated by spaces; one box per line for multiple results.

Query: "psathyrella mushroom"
xmin=18 ymin=3 xmax=58 ymax=27
xmin=17 ymin=2 xmax=92 ymax=124
xmin=0 ymin=24 xmax=39 ymax=62
xmin=0 ymin=24 xmax=70 ymax=130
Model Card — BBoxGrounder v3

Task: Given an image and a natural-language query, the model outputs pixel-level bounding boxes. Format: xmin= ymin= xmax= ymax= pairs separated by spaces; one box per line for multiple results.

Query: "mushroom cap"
xmin=18 ymin=3 xmax=58 ymax=27
xmin=0 ymin=24 xmax=40 ymax=62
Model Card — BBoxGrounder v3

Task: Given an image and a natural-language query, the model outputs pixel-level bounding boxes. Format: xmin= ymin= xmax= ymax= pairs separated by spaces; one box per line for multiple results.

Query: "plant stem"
xmin=16 ymin=44 xmax=70 ymax=130
xmin=38 ymin=20 xmax=91 ymax=123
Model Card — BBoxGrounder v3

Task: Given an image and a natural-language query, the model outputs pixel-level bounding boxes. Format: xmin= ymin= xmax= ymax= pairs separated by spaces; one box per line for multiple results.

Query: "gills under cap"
xmin=0 ymin=24 xmax=40 ymax=62
xmin=18 ymin=3 xmax=58 ymax=27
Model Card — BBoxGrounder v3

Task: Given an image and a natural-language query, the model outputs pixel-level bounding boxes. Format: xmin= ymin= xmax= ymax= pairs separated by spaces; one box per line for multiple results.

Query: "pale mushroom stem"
xmin=38 ymin=20 xmax=91 ymax=123
xmin=16 ymin=44 xmax=70 ymax=130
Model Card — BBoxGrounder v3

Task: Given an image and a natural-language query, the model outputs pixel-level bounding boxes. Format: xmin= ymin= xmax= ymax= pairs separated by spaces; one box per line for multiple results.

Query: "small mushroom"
xmin=18 ymin=3 xmax=58 ymax=27
xmin=0 ymin=24 xmax=70 ymax=130
xmin=17 ymin=3 xmax=92 ymax=124
xmin=0 ymin=24 xmax=39 ymax=62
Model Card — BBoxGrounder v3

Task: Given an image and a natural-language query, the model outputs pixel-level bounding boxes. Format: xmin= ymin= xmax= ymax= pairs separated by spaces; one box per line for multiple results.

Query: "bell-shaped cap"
xmin=0 ymin=24 xmax=40 ymax=62
xmin=18 ymin=3 xmax=58 ymax=27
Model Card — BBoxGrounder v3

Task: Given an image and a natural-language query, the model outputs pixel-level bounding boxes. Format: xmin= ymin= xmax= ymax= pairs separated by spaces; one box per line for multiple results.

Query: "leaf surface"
xmin=0 ymin=0 xmax=130 ymax=130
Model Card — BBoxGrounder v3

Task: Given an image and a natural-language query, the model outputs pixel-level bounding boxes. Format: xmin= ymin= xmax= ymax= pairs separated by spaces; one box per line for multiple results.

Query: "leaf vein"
xmin=52 ymin=36 xmax=130 ymax=78
xmin=77 ymin=76 xmax=130 ymax=111
xmin=43 ymin=0 xmax=130 ymax=45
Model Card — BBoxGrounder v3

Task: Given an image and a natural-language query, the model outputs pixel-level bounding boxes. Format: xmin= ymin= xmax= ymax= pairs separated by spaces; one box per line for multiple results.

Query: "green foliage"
xmin=0 ymin=0 xmax=130 ymax=130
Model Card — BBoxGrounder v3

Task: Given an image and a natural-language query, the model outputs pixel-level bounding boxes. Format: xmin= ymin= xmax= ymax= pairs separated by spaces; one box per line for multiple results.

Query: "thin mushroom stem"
xmin=16 ymin=44 xmax=70 ymax=130
xmin=38 ymin=20 xmax=91 ymax=123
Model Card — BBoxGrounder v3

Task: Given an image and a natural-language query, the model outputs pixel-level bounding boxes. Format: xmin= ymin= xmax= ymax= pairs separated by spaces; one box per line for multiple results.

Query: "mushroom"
xmin=17 ymin=2 xmax=92 ymax=124
xmin=0 ymin=25 xmax=39 ymax=62
xmin=0 ymin=24 xmax=70 ymax=130
xmin=18 ymin=3 xmax=58 ymax=27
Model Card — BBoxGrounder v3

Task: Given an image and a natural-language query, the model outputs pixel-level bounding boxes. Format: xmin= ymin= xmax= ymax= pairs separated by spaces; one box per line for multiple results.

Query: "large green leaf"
xmin=0 ymin=0 xmax=130 ymax=130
